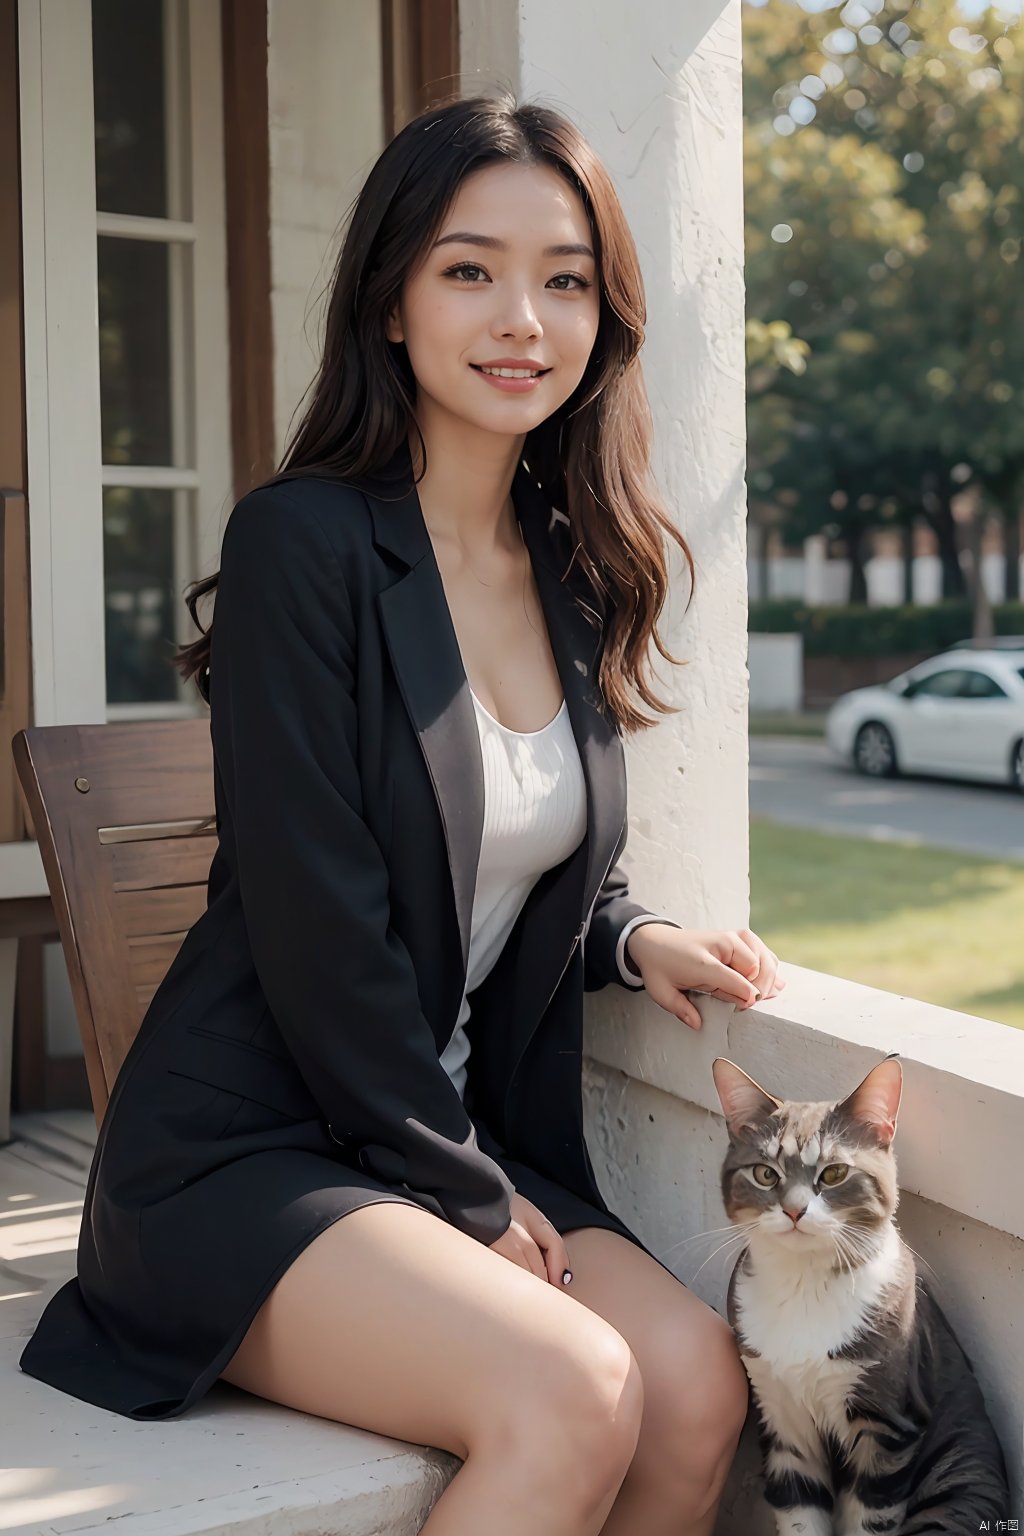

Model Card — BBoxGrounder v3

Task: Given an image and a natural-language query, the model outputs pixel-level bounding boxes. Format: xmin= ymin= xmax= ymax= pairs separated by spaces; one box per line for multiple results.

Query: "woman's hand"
xmin=625 ymin=924 xmax=785 ymax=1031
xmin=488 ymin=1193 xmax=574 ymax=1288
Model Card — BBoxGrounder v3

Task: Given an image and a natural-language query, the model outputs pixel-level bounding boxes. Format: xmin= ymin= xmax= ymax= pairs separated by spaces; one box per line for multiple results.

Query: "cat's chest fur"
xmin=729 ymin=1225 xmax=901 ymax=1437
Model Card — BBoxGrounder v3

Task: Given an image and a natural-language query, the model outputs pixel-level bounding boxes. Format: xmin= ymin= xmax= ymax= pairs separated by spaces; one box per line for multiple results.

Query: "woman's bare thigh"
xmin=219 ymin=1198 xmax=637 ymax=1462
xmin=558 ymin=1226 xmax=749 ymax=1441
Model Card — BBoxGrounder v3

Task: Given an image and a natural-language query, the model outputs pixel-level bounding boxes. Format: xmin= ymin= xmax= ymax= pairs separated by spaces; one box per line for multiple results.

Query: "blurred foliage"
xmin=744 ymin=0 xmax=1024 ymax=601
xmin=748 ymin=595 xmax=1024 ymax=652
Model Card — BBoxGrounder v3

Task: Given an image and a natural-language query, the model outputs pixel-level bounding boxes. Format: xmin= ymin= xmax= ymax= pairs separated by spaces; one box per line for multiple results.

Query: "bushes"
xmin=748 ymin=600 xmax=1024 ymax=658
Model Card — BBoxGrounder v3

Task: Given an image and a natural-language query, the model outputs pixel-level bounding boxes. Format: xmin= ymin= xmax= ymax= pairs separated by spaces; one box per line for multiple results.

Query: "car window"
xmin=907 ymin=669 xmax=969 ymax=698
xmin=961 ymin=670 xmax=1008 ymax=700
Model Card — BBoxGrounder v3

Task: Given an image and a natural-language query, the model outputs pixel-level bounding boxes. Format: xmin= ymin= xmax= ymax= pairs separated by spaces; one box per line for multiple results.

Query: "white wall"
xmin=266 ymin=0 xmax=384 ymax=461
xmin=516 ymin=0 xmax=751 ymax=936
xmin=748 ymin=633 xmax=802 ymax=712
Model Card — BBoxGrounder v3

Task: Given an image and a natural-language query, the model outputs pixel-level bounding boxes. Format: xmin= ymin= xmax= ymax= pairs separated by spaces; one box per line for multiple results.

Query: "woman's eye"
xmin=445 ymin=263 xmax=489 ymax=283
xmin=752 ymin=1164 xmax=778 ymax=1186
xmin=820 ymin=1164 xmax=848 ymax=1186
xmin=442 ymin=264 xmax=590 ymax=290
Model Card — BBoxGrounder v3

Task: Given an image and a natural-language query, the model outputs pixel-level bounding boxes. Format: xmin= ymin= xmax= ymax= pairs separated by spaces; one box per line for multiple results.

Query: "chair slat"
xmin=110 ymin=833 xmax=217 ymax=893
xmin=127 ymin=932 xmax=192 ymax=990
xmin=113 ymin=884 xmax=208 ymax=940
xmin=12 ymin=718 xmax=217 ymax=1121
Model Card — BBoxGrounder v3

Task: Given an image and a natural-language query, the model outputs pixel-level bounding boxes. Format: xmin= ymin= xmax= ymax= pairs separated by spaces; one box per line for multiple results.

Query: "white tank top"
xmin=439 ymin=686 xmax=588 ymax=1100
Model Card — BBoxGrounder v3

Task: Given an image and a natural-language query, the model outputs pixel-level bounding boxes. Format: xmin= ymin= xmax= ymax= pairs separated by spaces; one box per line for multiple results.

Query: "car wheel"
xmin=854 ymin=721 xmax=899 ymax=778
xmin=1012 ymin=739 xmax=1024 ymax=795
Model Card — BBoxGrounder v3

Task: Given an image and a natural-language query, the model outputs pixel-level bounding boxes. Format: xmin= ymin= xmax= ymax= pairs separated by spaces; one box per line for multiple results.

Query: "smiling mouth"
xmin=470 ymin=364 xmax=551 ymax=378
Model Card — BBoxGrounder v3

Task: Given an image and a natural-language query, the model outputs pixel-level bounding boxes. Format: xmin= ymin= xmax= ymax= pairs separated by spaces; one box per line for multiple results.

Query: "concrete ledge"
xmin=588 ymin=962 xmax=1024 ymax=1242
xmin=0 ymin=1121 xmax=458 ymax=1536
xmin=2 ymin=1353 xmax=458 ymax=1536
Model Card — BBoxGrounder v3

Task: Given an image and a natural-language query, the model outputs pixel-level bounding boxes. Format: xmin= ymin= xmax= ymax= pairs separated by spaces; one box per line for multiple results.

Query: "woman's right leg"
xmin=220 ymin=1199 xmax=644 ymax=1536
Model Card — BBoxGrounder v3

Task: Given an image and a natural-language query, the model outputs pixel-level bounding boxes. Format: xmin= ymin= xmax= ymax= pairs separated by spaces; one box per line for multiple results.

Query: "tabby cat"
xmin=711 ymin=1052 xmax=1010 ymax=1535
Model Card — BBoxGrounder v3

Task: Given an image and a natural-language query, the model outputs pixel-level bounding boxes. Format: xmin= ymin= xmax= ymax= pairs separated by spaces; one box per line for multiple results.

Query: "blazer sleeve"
xmin=582 ymin=818 xmax=679 ymax=992
xmin=209 ymin=486 xmax=514 ymax=1247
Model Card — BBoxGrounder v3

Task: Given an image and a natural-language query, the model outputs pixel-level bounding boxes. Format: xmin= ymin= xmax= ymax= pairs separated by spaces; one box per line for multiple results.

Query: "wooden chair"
xmin=11 ymin=720 xmax=217 ymax=1123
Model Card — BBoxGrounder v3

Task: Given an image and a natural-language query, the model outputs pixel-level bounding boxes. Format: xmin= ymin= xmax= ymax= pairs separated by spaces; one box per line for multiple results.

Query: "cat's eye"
xmin=751 ymin=1164 xmax=779 ymax=1187
xmin=819 ymin=1164 xmax=849 ymax=1186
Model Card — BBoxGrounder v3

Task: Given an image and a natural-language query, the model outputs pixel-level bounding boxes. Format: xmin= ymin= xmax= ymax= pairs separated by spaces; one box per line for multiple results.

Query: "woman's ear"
xmin=385 ymin=303 xmax=404 ymax=344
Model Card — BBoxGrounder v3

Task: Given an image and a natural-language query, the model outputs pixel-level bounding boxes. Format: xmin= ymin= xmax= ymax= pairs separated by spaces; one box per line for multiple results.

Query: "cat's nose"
xmin=783 ymin=1205 xmax=805 ymax=1225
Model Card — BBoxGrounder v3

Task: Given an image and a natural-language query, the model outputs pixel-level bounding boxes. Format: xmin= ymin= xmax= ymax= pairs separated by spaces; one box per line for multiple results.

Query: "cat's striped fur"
xmin=712 ymin=1054 xmax=1009 ymax=1535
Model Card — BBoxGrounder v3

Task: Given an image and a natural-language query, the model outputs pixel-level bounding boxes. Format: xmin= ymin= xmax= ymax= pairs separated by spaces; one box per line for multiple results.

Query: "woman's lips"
xmin=470 ymin=364 xmax=550 ymax=393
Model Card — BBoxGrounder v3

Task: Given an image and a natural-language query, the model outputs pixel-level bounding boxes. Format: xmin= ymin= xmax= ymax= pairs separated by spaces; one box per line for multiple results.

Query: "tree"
xmin=744 ymin=0 xmax=1024 ymax=623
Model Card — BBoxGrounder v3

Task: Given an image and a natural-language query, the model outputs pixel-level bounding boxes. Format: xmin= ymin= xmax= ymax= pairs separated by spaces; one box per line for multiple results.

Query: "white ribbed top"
xmin=439 ymin=686 xmax=587 ymax=1100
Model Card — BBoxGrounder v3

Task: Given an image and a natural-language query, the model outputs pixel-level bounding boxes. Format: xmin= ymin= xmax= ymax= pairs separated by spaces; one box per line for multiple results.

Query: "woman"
xmin=21 ymin=94 xmax=784 ymax=1535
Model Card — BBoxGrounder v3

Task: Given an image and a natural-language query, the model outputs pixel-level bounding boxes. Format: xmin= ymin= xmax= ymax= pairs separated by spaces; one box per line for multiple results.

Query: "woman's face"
xmin=386 ymin=160 xmax=601 ymax=442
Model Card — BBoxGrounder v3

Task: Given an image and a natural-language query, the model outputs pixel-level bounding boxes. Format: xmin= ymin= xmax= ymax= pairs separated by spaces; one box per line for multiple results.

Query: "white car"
xmin=825 ymin=644 xmax=1024 ymax=792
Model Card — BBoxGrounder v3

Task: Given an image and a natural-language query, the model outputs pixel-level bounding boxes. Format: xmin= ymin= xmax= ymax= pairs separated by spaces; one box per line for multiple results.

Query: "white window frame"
xmin=19 ymin=0 xmax=232 ymax=726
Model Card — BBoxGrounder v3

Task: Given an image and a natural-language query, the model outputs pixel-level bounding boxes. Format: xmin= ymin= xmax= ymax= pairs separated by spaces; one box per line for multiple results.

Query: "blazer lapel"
xmin=359 ymin=441 xmax=627 ymax=1003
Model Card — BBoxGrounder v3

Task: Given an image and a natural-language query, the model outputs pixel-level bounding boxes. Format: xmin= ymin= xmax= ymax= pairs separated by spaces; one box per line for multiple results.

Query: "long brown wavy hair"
xmin=176 ymin=91 xmax=694 ymax=732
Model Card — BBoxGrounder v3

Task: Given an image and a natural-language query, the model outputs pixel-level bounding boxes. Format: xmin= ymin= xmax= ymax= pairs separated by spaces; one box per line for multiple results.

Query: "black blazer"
xmin=114 ymin=442 xmax=659 ymax=1250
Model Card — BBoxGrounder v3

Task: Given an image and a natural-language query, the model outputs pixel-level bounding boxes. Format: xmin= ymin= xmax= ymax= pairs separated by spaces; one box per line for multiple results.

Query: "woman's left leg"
xmin=560 ymin=1226 xmax=749 ymax=1536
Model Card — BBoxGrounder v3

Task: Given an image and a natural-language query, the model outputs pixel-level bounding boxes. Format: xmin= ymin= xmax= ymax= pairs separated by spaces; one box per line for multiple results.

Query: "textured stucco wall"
xmin=517 ymin=0 xmax=751 ymax=937
xmin=266 ymin=0 xmax=384 ymax=462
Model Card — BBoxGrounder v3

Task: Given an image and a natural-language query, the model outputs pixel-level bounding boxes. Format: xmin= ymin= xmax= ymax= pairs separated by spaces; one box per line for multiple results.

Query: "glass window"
xmin=103 ymin=487 xmax=188 ymax=703
xmin=93 ymin=0 xmax=196 ymax=709
xmin=98 ymin=236 xmax=180 ymax=466
xmin=92 ymin=0 xmax=191 ymax=220
xmin=907 ymin=669 xmax=969 ymax=699
xmin=961 ymin=670 xmax=1008 ymax=700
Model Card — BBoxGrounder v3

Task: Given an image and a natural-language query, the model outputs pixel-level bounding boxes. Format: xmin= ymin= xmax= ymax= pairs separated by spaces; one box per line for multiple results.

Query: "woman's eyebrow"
xmin=433 ymin=231 xmax=595 ymax=259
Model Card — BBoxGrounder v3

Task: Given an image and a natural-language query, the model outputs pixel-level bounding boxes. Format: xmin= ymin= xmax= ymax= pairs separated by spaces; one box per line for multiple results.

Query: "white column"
xmin=516 ymin=0 xmax=750 ymax=933
xmin=804 ymin=533 xmax=829 ymax=605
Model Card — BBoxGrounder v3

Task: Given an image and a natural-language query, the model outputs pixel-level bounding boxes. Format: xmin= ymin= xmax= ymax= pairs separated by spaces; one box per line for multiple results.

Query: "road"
xmin=749 ymin=737 xmax=1024 ymax=863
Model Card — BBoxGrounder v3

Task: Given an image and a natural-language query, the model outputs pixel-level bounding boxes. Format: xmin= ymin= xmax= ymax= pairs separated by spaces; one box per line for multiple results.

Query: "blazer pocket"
xmin=169 ymin=1027 xmax=317 ymax=1122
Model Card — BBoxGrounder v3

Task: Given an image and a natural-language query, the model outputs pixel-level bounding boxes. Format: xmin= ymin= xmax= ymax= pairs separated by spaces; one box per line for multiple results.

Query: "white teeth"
xmin=478 ymin=366 xmax=543 ymax=378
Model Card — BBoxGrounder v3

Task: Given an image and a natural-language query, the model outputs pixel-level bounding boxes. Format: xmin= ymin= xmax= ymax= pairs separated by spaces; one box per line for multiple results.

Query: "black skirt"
xmin=18 ymin=1110 xmax=664 ymax=1423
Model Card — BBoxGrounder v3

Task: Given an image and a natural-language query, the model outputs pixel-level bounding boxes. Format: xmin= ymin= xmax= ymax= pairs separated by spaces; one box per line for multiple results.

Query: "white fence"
xmin=750 ymin=546 xmax=1024 ymax=607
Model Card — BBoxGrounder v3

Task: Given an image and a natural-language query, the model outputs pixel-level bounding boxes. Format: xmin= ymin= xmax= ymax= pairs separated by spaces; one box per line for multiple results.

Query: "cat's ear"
xmin=712 ymin=1058 xmax=782 ymax=1137
xmin=836 ymin=1054 xmax=903 ymax=1148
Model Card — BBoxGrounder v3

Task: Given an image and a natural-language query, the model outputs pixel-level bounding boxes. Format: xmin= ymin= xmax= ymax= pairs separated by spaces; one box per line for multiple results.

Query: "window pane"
xmin=98 ymin=235 xmax=187 ymax=466
xmin=962 ymin=670 xmax=1008 ymax=700
xmin=104 ymin=487 xmax=185 ymax=704
xmin=93 ymin=0 xmax=191 ymax=220
xmin=914 ymin=670 xmax=967 ymax=698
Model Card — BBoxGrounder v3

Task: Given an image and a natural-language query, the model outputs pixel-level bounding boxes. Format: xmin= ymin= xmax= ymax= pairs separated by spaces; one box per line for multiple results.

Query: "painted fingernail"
xmin=562 ymin=1269 xmax=573 ymax=1285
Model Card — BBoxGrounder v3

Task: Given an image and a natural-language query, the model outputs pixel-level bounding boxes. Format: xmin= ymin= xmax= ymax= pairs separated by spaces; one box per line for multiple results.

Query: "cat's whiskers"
xmin=661 ymin=1218 xmax=758 ymax=1262
xmin=898 ymin=1237 xmax=940 ymax=1286
xmin=686 ymin=1228 xmax=753 ymax=1287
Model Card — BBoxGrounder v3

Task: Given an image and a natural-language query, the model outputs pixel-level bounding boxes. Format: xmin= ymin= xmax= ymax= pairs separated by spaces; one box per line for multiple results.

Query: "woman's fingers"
xmin=704 ymin=958 xmax=759 ymax=1006
xmin=533 ymin=1218 xmax=573 ymax=1287
xmin=649 ymin=977 xmax=704 ymax=1030
xmin=722 ymin=933 xmax=761 ymax=981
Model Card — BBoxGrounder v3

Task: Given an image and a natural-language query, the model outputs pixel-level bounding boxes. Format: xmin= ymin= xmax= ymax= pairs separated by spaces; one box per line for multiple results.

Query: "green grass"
xmin=750 ymin=819 xmax=1024 ymax=1030
xmin=748 ymin=712 xmax=827 ymax=738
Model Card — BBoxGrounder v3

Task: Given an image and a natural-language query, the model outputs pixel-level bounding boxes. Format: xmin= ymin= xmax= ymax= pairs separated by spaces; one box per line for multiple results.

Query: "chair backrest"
xmin=12 ymin=719 xmax=217 ymax=1123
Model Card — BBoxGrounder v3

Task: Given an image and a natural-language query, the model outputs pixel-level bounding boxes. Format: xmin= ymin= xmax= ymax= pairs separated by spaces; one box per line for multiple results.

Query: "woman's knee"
xmin=635 ymin=1309 xmax=749 ymax=1493
xmin=480 ymin=1316 xmax=645 ymax=1506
